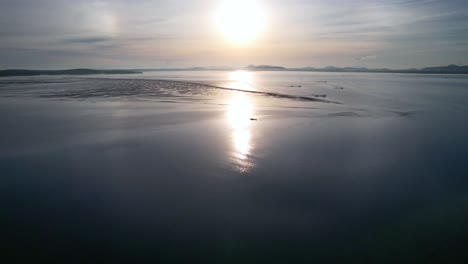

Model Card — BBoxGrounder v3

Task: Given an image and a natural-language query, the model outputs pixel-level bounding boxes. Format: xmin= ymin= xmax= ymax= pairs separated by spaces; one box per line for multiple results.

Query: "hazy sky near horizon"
xmin=0 ymin=0 xmax=467 ymax=69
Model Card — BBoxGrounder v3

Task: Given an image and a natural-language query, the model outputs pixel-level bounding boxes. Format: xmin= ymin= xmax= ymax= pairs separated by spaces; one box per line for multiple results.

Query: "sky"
xmin=0 ymin=0 xmax=467 ymax=69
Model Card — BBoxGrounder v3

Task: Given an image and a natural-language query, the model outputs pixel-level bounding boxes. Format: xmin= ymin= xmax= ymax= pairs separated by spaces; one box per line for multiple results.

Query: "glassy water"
xmin=1 ymin=71 xmax=467 ymax=263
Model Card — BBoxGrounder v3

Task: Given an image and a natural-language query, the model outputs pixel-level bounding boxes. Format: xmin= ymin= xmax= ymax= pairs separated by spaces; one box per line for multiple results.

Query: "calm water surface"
xmin=1 ymin=71 xmax=467 ymax=263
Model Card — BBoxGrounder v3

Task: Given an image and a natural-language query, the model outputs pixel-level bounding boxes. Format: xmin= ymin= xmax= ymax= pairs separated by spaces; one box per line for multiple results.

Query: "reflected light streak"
xmin=228 ymin=71 xmax=253 ymax=91
xmin=232 ymin=129 xmax=251 ymax=159
xmin=227 ymin=92 xmax=254 ymax=172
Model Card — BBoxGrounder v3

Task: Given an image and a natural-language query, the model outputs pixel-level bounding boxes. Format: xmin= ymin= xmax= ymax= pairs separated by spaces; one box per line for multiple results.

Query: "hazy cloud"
xmin=64 ymin=37 xmax=114 ymax=44
xmin=356 ymin=55 xmax=377 ymax=61
xmin=0 ymin=0 xmax=467 ymax=69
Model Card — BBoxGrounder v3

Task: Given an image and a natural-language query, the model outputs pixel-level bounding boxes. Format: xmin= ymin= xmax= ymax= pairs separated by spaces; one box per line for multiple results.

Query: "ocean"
xmin=1 ymin=71 xmax=467 ymax=263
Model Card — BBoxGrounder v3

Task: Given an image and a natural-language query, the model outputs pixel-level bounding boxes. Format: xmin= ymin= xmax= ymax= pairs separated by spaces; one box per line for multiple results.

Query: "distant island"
xmin=245 ymin=65 xmax=286 ymax=71
xmin=139 ymin=64 xmax=468 ymax=74
xmin=0 ymin=69 xmax=142 ymax=77
xmin=243 ymin=64 xmax=468 ymax=74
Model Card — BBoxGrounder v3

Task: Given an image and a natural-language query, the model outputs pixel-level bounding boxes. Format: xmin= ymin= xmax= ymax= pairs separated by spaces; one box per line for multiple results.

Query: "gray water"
xmin=1 ymin=71 xmax=467 ymax=263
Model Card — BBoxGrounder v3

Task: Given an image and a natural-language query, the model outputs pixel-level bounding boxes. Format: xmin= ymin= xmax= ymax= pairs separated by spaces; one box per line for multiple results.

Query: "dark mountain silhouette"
xmin=293 ymin=65 xmax=468 ymax=74
xmin=245 ymin=65 xmax=286 ymax=71
xmin=244 ymin=64 xmax=468 ymax=74
xmin=2 ymin=65 xmax=467 ymax=77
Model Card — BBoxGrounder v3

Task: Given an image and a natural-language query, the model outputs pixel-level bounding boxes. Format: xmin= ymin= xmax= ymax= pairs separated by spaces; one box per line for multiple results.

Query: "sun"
xmin=216 ymin=0 xmax=266 ymax=44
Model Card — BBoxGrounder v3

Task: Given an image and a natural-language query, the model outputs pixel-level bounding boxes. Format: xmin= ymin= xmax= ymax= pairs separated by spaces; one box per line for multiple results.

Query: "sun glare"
xmin=228 ymin=71 xmax=253 ymax=90
xmin=216 ymin=0 xmax=266 ymax=44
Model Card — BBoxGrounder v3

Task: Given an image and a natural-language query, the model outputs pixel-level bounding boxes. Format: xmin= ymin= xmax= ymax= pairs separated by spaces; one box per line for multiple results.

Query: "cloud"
xmin=63 ymin=36 xmax=113 ymax=44
xmin=0 ymin=0 xmax=467 ymax=68
xmin=355 ymin=55 xmax=377 ymax=61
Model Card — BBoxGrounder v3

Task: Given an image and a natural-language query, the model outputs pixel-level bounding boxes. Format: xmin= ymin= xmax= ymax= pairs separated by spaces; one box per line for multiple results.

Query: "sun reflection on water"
xmin=228 ymin=71 xmax=253 ymax=91
xmin=227 ymin=92 xmax=255 ymax=172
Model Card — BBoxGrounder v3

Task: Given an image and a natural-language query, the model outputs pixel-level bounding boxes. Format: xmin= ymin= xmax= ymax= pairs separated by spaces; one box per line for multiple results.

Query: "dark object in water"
xmin=250 ymin=118 xmax=258 ymax=121
xmin=289 ymin=85 xmax=302 ymax=88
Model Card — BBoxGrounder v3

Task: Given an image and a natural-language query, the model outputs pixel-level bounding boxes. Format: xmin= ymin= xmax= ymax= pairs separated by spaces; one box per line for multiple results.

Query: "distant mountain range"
xmin=140 ymin=64 xmax=468 ymax=74
xmin=1 ymin=65 xmax=467 ymax=77
xmin=243 ymin=64 xmax=468 ymax=74
xmin=0 ymin=69 xmax=142 ymax=77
